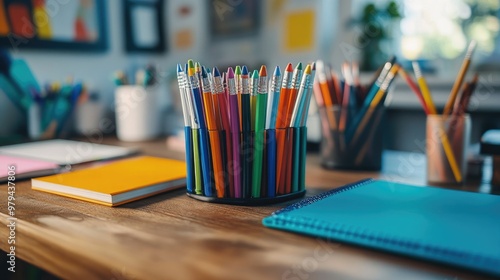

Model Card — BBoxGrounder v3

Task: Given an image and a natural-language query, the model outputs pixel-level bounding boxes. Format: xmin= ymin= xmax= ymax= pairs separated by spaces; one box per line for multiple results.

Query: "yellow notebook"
xmin=32 ymin=156 xmax=186 ymax=206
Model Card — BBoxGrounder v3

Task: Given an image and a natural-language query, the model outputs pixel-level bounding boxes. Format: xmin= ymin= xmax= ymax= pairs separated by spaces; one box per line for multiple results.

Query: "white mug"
xmin=115 ymin=85 xmax=160 ymax=142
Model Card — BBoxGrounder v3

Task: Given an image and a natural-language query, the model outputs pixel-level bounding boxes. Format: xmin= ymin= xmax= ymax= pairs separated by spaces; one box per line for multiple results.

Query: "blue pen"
xmin=187 ymin=60 xmax=214 ymax=197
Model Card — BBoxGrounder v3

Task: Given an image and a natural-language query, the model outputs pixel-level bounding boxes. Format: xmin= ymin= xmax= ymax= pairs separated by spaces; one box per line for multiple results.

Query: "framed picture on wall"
xmin=123 ymin=0 xmax=166 ymax=53
xmin=0 ymin=0 xmax=107 ymax=51
xmin=210 ymin=0 xmax=260 ymax=39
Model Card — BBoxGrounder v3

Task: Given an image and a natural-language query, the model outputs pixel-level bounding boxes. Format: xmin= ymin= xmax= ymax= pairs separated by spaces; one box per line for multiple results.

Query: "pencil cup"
xmin=320 ymin=106 xmax=384 ymax=170
xmin=426 ymin=114 xmax=470 ymax=185
xmin=115 ymin=85 xmax=160 ymax=142
xmin=28 ymin=102 xmax=75 ymax=140
xmin=186 ymin=127 xmax=307 ymax=205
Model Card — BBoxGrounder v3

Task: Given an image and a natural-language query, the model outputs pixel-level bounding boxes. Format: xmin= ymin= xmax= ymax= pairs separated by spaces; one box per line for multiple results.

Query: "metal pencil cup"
xmin=426 ymin=114 xmax=470 ymax=185
xmin=320 ymin=106 xmax=384 ymax=171
xmin=185 ymin=127 xmax=307 ymax=205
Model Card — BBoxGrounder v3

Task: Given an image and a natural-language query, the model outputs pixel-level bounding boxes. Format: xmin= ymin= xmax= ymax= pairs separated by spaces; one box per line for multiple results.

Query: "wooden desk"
xmin=0 ymin=138 xmax=497 ymax=280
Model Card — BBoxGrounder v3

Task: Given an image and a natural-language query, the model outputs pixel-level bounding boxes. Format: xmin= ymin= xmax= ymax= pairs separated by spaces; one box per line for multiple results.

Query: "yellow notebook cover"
xmin=32 ymin=156 xmax=186 ymax=206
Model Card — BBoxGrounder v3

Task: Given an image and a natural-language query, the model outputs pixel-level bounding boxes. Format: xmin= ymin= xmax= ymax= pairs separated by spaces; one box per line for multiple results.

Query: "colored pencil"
xmin=201 ymin=66 xmax=225 ymax=198
xmin=443 ymin=41 xmax=476 ymax=116
xmin=251 ymin=65 xmax=268 ymax=198
xmin=188 ymin=60 xmax=213 ymax=196
xmin=227 ymin=67 xmax=242 ymax=198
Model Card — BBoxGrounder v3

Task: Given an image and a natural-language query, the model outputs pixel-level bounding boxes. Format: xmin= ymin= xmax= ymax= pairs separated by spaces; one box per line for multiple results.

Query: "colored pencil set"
xmin=314 ymin=58 xmax=399 ymax=169
xmin=399 ymin=41 xmax=479 ymax=183
xmin=176 ymin=60 xmax=315 ymax=200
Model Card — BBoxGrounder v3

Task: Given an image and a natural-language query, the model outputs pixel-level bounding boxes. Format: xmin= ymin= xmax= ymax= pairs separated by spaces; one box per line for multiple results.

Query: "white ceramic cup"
xmin=115 ymin=85 xmax=160 ymax=142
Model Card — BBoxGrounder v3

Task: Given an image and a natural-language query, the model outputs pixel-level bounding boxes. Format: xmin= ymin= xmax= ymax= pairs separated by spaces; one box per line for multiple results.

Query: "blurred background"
xmin=0 ymin=0 xmax=499 ymax=151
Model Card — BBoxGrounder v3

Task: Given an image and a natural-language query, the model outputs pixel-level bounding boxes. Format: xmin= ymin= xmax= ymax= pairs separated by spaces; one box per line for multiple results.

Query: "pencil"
xmin=443 ymin=41 xmax=476 ymax=116
xmin=201 ymin=66 xmax=225 ymax=198
xmin=275 ymin=63 xmax=293 ymax=195
xmin=176 ymin=64 xmax=194 ymax=193
xmin=398 ymin=66 xmax=429 ymax=115
xmin=265 ymin=66 xmax=281 ymax=197
xmin=265 ymin=66 xmax=281 ymax=130
xmin=250 ymin=70 xmax=258 ymax=131
xmin=183 ymin=64 xmax=202 ymax=195
xmin=188 ymin=60 xmax=214 ymax=196
xmin=251 ymin=65 xmax=268 ymax=198
xmin=227 ymin=67 xmax=242 ymax=198
xmin=351 ymin=64 xmax=400 ymax=146
xmin=412 ymin=61 xmax=437 ymax=114
xmin=346 ymin=58 xmax=395 ymax=143
xmin=213 ymin=67 xmax=234 ymax=197
xmin=282 ymin=63 xmax=303 ymax=193
xmin=412 ymin=61 xmax=462 ymax=182
xmin=316 ymin=61 xmax=337 ymax=129
xmin=240 ymin=65 xmax=252 ymax=198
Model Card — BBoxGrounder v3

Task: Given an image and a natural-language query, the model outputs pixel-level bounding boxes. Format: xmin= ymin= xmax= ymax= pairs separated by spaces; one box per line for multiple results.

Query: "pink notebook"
xmin=0 ymin=155 xmax=61 ymax=182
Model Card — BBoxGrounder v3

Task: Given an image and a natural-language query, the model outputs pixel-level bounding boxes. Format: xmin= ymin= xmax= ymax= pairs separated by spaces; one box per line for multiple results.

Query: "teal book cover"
xmin=263 ymin=179 xmax=500 ymax=276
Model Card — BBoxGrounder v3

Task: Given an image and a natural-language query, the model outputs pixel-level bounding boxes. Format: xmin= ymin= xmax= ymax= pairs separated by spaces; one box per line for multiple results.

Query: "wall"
xmin=1 ymin=0 xmax=335 ymax=137
xmin=0 ymin=0 xmax=209 ymax=136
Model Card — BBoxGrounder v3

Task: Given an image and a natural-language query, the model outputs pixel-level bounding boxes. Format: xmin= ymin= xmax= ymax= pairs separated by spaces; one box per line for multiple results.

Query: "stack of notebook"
xmin=32 ymin=156 xmax=187 ymax=206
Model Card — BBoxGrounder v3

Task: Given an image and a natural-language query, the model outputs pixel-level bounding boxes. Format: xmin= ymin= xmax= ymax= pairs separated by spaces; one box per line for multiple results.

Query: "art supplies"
xmin=0 ymin=139 xmax=137 ymax=165
xmin=263 ymin=179 xmax=500 ymax=276
xmin=32 ymin=156 xmax=186 ymax=206
xmin=30 ymin=80 xmax=87 ymax=139
xmin=314 ymin=59 xmax=398 ymax=170
xmin=113 ymin=64 xmax=159 ymax=86
xmin=176 ymin=60 xmax=314 ymax=204
xmin=0 ymin=155 xmax=61 ymax=183
xmin=399 ymin=41 xmax=479 ymax=184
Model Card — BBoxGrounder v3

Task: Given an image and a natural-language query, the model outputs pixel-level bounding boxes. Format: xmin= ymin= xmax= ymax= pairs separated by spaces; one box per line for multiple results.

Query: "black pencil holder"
xmin=319 ymin=106 xmax=385 ymax=171
xmin=185 ymin=127 xmax=307 ymax=205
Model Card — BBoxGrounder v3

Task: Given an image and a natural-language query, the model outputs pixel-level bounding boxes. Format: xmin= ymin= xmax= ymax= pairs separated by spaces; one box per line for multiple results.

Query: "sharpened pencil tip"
xmin=274 ymin=66 xmax=281 ymax=76
xmin=296 ymin=62 xmax=302 ymax=70
xmin=259 ymin=65 xmax=267 ymax=76
xmin=227 ymin=67 xmax=235 ymax=79
xmin=251 ymin=70 xmax=258 ymax=78
xmin=213 ymin=67 xmax=221 ymax=77
xmin=201 ymin=66 xmax=207 ymax=78
xmin=242 ymin=65 xmax=249 ymax=75
xmin=285 ymin=63 xmax=293 ymax=72
xmin=304 ymin=65 xmax=312 ymax=74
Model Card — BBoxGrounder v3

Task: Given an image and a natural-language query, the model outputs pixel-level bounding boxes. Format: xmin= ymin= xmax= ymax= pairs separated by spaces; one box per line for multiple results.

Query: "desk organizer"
xmin=185 ymin=127 xmax=307 ymax=205
xmin=177 ymin=61 xmax=314 ymax=205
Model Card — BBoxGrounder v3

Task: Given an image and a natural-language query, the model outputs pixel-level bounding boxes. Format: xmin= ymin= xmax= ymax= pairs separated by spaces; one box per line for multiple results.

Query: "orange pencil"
xmin=275 ymin=63 xmax=293 ymax=195
xmin=211 ymin=67 xmax=233 ymax=197
xmin=281 ymin=63 xmax=303 ymax=194
xmin=444 ymin=41 xmax=476 ymax=116
xmin=316 ymin=60 xmax=337 ymax=129
xmin=200 ymin=66 xmax=225 ymax=198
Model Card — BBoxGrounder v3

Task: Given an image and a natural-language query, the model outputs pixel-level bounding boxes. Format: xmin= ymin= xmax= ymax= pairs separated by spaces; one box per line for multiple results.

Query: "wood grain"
xmin=0 ymin=137 xmax=497 ymax=280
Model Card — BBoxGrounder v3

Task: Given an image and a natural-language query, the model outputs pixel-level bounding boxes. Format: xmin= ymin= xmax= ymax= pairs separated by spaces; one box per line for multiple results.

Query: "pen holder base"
xmin=186 ymin=190 xmax=306 ymax=206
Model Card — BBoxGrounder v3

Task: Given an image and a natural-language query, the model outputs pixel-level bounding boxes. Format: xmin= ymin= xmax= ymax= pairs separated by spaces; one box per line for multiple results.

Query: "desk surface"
xmin=0 ymin=138 xmax=498 ymax=280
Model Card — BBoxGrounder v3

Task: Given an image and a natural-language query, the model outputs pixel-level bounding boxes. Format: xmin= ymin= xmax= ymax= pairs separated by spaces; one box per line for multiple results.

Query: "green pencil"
xmin=251 ymin=66 xmax=268 ymax=198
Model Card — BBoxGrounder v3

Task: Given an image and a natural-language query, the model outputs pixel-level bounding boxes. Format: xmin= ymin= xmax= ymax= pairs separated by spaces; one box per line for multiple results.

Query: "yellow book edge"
xmin=32 ymin=180 xmax=185 ymax=207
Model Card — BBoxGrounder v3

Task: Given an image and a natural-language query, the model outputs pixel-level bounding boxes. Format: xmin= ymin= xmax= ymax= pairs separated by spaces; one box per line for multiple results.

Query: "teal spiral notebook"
xmin=263 ymin=179 xmax=500 ymax=276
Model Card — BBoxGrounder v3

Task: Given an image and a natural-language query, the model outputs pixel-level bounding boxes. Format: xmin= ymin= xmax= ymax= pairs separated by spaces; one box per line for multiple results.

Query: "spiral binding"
xmin=264 ymin=178 xmax=500 ymax=270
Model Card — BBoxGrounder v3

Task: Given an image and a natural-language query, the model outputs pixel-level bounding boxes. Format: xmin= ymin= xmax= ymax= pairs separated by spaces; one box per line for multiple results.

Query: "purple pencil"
xmin=227 ymin=67 xmax=242 ymax=198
